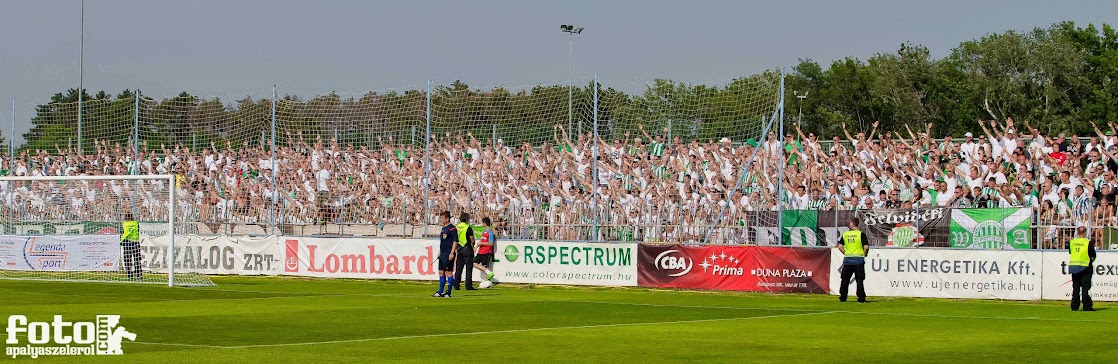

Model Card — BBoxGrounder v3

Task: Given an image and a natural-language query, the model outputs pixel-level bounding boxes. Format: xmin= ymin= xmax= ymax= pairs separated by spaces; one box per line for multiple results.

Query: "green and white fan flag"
xmin=949 ymin=208 xmax=1031 ymax=249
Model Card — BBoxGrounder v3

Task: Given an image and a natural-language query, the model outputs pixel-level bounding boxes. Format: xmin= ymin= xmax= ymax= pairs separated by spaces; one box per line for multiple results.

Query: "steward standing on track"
xmin=1069 ymin=226 xmax=1097 ymax=311
xmin=121 ymin=211 xmax=143 ymax=281
xmin=838 ymin=218 xmax=868 ymax=303
xmin=454 ymin=212 xmax=477 ymax=290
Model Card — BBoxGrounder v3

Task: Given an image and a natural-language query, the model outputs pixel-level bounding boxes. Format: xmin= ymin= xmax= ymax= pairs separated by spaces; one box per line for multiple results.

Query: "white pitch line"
xmin=551 ymin=300 xmax=1118 ymax=323
xmin=133 ymin=289 xmax=1118 ymax=324
xmin=130 ymin=341 xmax=228 ymax=349
xmin=195 ymin=285 xmax=1083 ymax=309
xmin=11 ymin=278 xmax=1092 ymax=309
xmin=132 ymin=310 xmax=837 ymax=350
xmin=18 ymin=291 xmax=167 ymax=302
xmin=845 ymin=311 xmax=1117 ymax=323
xmin=188 ymin=287 xmax=827 ymax=313
xmin=28 ymin=283 xmax=1117 ymax=325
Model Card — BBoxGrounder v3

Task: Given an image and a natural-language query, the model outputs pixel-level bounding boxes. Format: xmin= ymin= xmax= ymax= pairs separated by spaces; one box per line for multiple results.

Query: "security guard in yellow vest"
xmin=453 ymin=213 xmax=477 ymax=291
xmin=838 ymin=219 xmax=868 ymax=303
xmin=121 ymin=212 xmax=143 ymax=281
xmin=1068 ymin=226 xmax=1097 ymax=311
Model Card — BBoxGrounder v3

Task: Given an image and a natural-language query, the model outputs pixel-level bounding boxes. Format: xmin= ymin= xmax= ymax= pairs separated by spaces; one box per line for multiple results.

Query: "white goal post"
xmin=0 ymin=174 xmax=211 ymax=287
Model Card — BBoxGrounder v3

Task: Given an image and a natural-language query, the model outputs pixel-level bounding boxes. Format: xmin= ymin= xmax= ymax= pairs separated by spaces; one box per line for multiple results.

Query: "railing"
xmin=1034 ymin=225 xmax=1118 ymax=250
xmin=4 ymin=195 xmax=1118 ymax=250
xmin=3 ymin=218 xmax=1115 ymax=251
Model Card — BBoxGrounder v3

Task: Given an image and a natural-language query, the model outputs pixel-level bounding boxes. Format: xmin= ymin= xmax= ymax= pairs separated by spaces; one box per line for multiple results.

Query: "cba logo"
xmin=503 ymin=245 xmax=520 ymax=262
xmin=5 ymin=315 xmax=136 ymax=358
xmin=653 ymin=249 xmax=692 ymax=277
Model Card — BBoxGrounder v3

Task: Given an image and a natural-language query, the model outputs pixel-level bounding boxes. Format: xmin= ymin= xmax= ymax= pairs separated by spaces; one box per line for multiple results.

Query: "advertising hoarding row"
xmin=5 ymin=234 xmax=1113 ymax=302
xmin=200 ymin=237 xmax=1118 ymax=302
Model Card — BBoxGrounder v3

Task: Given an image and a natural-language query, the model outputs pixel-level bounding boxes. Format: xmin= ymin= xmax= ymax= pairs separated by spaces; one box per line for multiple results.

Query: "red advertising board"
xmin=638 ymin=244 xmax=830 ymax=293
xmin=282 ymin=237 xmax=438 ymax=280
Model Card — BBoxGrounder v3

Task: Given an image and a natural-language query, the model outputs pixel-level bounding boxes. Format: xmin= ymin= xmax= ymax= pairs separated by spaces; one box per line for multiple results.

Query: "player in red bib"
xmin=473 ymin=217 xmax=496 ymax=282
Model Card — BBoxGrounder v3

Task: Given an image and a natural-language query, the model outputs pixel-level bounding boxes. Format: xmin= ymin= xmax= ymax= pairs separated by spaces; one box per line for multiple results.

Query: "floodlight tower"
xmin=560 ymin=24 xmax=585 ymax=137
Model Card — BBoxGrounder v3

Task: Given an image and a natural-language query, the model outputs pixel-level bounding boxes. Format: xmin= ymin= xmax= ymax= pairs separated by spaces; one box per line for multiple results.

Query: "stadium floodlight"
xmin=560 ymin=24 xmax=584 ymax=34
xmin=560 ymin=24 xmax=585 ymax=137
xmin=794 ymin=91 xmax=808 ymax=127
xmin=78 ymin=0 xmax=85 ymax=153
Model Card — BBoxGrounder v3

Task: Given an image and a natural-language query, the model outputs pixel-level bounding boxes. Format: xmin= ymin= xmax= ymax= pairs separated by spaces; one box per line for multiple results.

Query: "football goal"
xmin=0 ymin=174 xmax=214 ymax=287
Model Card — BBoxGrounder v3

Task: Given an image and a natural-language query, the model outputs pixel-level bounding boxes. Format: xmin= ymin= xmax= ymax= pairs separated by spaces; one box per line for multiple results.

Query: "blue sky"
xmin=1 ymin=0 xmax=1115 ymax=143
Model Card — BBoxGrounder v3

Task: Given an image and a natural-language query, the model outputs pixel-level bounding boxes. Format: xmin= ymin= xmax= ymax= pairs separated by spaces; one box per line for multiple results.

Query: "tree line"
xmin=20 ymin=76 xmax=778 ymax=153
xmin=15 ymin=21 xmax=1117 ymax=154
xmin=786 ymin=21 xmax=1117 ymax=139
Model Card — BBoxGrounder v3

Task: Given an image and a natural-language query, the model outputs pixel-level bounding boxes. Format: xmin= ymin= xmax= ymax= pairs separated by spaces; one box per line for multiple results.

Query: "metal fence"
xmin=4 ymin=73 xmax=794 ymax=244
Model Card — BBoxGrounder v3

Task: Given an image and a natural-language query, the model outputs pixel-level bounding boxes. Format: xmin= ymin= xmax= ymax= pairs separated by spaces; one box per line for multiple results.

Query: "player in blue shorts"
xmin=433 ymin=211 xmax=458 ymax=297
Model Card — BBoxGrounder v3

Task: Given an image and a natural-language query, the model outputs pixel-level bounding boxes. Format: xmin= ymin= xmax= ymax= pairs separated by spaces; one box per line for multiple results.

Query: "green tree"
xmin=22 ymin=124 xmax=74 ymax=152
xmin=949 ymin=24 xmax=1088 ymax=133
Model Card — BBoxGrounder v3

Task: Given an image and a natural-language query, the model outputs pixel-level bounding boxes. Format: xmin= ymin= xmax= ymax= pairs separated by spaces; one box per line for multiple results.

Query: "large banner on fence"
xmin=283 ymin=237 xmax=440 ymax=280
xmin=1041 ymin=251 xmax=1118 ymax=302
xmin=950 ymin=208 xmax=1032 ymax=249
xmin=829 ymin=248 xmax=1043 ymax=300
xmin=0 ymin=235 xmax=120 ymax=272
xmin=755 ymin=210 xmax=850 ymax=247
xmin=494 ymin=241 xmax=637 ymax=286
xmin=141 ymin=235 xmax=281 ymax=275
xmin=782 ymin=210 xmax=819 ymax=246
xmin=638 ymin=245 xmax=830 ymax=293
xmin=856 ymin=208 xmax=950 ymax=247
xmin=753 ymin=208 xmax=1034 ymax=248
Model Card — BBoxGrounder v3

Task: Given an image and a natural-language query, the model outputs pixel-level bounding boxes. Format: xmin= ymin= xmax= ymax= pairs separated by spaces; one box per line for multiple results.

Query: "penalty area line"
xmin=132 ymin=310 xmax=837 ymax=350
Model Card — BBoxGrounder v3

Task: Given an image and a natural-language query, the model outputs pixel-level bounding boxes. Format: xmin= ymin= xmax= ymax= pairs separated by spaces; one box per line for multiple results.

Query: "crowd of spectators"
xmin=1 ymin=118 xmax=1115 ymax=242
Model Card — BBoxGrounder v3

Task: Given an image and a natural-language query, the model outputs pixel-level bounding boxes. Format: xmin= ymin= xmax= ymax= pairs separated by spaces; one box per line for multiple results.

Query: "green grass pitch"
xmin=2 ymin=277 xmax=1115 ymax=363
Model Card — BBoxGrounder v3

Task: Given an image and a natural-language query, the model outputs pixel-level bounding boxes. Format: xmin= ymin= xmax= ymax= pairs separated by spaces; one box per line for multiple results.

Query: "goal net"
xmin=0 ymin=175 xmax=214 ymax=286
